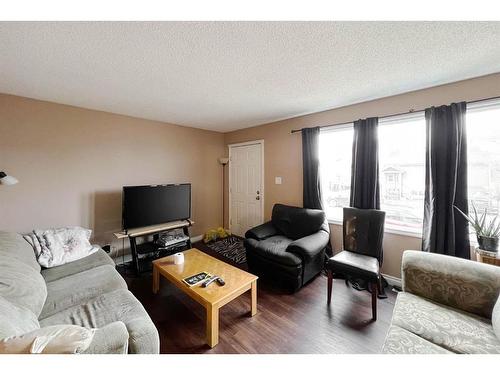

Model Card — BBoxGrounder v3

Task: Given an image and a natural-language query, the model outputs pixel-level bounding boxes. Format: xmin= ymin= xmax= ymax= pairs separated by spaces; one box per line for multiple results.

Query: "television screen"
xmin=122 ymin=183 xmax=191 ymax=230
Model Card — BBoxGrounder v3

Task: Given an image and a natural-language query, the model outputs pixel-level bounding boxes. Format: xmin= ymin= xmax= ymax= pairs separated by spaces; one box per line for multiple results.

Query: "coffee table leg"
xmin=206 ymin=305 xmax=219 ymax=348
xmin=251 ymin=280 xmax=257 ymax=316
xmin=152 ymin=266 xmax=159 ymax=294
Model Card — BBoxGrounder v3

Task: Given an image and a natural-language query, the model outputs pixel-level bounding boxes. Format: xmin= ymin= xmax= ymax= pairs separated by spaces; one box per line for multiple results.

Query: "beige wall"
xmin=223 ymin=72 xmax=500 ymax=279
xmin=3 ymin=72 xmax=500 ymax=278
xmin=0 ymin=94 xmax=225 ymax=248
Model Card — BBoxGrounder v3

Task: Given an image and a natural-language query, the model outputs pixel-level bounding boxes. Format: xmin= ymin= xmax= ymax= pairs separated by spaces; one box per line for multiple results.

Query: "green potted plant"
xmin=455 ymin=203 xmax=500 ymax=252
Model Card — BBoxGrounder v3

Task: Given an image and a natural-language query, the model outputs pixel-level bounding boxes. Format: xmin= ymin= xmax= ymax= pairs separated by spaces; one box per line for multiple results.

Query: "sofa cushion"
xmin=382 ymin=325 xmax=451 ymax=354
xmin=392 ymin=292 xmax=500 ymax=354
xmin=0 ymin=231 xmax=40 ymax=271
xmin=246 ymin=236 xmax=301 ymax=266
xmin=40 ymin=265 xmax=127 ymax=320
xmin=0 ymin=257 xmax=47 ymax=317
xmin=0 ymin=296 xmax=40 ymax=339
xmin=271 ymin=204 xmax=326 ymax=240
xmin=40 ymin=289 xmax=160 ymax=354
xmin=493 ymin=296 xmax=500 ymax=341
xmin=84 ymin=321 xmax=129 ymax=354
xmin=41 ymin=248 xmax=115 ymax=283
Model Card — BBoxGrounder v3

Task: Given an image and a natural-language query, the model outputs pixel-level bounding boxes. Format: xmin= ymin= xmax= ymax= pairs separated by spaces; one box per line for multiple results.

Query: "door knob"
xmin=256 ymin=190 xmax=260 ymax=194
xmin=256 ymin=196 xmax=260 ymax=200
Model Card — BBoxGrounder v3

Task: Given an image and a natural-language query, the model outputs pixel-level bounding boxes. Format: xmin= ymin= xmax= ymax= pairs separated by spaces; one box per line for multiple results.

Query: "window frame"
xmin=319 ymin=112 xmax=427 ymax=238
xmin=319 ymin=100 xmax=500 ymax=241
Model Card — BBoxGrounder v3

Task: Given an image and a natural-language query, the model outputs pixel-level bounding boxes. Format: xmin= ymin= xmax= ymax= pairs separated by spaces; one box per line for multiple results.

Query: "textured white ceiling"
xmin=1 ymin=22 xmax=500 ymax=132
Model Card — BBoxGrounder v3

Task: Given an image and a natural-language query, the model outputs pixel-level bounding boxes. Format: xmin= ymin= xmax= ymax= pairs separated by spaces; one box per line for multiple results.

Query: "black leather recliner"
xmin=244 ymin=204 xmax=330 ymax=292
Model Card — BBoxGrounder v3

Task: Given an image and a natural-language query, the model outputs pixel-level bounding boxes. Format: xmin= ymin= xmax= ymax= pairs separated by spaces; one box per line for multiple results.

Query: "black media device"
xmin=122 ymin=183 xmax=191 ymax=231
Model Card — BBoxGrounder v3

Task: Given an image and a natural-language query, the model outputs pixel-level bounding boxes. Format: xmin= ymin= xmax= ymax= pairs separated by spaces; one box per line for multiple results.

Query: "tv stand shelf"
xmin=114 ymin=219 xmax=194 ymax=275
xmin=135 ymin=241 xmax=161 ymax=255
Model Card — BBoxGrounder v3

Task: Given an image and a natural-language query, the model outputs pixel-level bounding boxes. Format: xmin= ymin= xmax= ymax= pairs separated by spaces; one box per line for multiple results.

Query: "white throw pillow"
xmin=25 ymin=227 xmax=99 ymax=268
xmin=23 ymin=233 xmax=43 ymax=258
xmin=0 ymin=325 xmax=95 ymax=354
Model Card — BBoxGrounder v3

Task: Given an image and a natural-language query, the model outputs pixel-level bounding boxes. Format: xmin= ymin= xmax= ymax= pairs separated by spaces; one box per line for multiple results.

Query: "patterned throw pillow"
xmin=24 ymin=227 xmax=99 ymax=268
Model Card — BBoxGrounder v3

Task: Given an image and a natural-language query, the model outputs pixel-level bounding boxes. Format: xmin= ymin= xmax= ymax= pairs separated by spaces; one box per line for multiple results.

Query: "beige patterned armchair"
xmin=382 ymin=250 xmax=500 ymax=354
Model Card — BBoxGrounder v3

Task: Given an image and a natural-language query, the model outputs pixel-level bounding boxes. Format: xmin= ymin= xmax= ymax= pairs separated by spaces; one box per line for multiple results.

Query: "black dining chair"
xmin=326 ymin=207 xmax=385 ymax=321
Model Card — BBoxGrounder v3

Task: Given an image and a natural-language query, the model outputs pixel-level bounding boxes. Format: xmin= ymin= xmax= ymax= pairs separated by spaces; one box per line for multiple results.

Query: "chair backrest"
xmin=271 ymin=203 xmax=327 ymax=240
xmin=342 ymin=207 xmax=385 ymax=261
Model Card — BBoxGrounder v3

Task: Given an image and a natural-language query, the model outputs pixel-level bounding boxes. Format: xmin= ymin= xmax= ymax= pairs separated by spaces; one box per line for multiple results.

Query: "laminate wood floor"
xmin=122 ymin=241 xmax=397 ymax=354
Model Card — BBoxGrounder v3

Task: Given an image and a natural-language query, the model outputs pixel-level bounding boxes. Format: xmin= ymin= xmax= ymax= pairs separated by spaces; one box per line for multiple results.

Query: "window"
xmin=317 ymin=100 xmax=500 ymax=238
xmin=319 ymin=125 xmax=353 ymax=221
xmin=318 ymin=116 xmax=427 ymax=233
xmin=466 ymin=100 xmax=500 ymax=230
xmin=378 ymin=114 xmax=426 ymax=234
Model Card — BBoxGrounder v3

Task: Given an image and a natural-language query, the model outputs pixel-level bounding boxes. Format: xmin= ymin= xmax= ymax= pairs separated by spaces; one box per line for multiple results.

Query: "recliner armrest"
xmin=287 ymin=230 xmax=330 ymax=261
xmin=245 ymin=221 xmax=278 ymax=240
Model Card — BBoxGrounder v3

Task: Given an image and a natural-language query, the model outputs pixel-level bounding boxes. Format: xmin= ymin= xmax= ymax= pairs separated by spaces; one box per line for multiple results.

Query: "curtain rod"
xmin=290 ymin=94 xmax=500 ymax=134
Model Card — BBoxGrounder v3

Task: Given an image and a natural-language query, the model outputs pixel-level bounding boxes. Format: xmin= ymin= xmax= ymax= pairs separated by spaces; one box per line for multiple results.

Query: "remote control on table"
xmin=202 ymin=276 xmax=218 ymax=287
xmin=202 ymin=276 xmax=225 ymax=287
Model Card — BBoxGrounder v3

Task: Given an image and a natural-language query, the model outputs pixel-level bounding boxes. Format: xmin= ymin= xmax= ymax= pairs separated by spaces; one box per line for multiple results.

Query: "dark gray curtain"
xmin=422 ymin=102 xmax=470 ymax=259
xmin=302 ymin=127 xmax=324 ymax=210
xmin=302 ymin=127 xmax=333 ymax=257
xmin=346 ymin=118 xmax=386 ymax=297
xmin=350 ymin=117 xmax=380 ymax=209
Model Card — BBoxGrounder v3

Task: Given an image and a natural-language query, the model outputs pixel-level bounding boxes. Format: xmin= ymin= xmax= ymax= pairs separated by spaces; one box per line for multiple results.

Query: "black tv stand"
xmin=114 ymin=219 xmax=193 ymax=275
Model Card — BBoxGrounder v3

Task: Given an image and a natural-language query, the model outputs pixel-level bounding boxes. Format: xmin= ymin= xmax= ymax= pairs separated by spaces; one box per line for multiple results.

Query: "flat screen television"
xmin=122 ymin=183 xmax=191 ymax=230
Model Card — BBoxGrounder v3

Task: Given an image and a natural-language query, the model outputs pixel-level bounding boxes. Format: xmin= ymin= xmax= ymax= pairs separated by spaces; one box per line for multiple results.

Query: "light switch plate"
xmin=275 ymin=176 xmax=282 ymax=185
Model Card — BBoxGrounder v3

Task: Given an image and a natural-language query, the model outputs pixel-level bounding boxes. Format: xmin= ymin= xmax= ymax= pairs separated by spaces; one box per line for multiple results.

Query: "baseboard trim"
xmin=191 ymin=234 xmax=203 ymax=243
xmin=382 ymin=273 xmax=402 ymax=289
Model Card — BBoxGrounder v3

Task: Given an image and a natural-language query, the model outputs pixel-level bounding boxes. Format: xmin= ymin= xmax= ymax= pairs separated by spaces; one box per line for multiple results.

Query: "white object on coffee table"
xmin=173 ymin=252 xmax=184 ymax=264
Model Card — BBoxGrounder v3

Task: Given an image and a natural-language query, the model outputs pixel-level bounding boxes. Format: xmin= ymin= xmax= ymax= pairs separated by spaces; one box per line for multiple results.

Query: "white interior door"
xmin=229 ymin=141 xmax=264 ymax=237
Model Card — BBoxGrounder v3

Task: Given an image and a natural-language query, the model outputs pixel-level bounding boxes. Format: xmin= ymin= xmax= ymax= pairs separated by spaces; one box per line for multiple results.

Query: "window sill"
xmin=327 ymin=219 xmax=423 ymax=239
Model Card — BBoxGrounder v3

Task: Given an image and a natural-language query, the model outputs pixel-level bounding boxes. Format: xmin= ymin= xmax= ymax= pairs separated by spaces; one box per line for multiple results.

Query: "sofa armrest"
xmin=245 ymin=221 xmax=278 ymax=240
xmin=287 ymin=230 xmax=329 ymax=261
xmin=84 ymin=321 xmax=129 ymax=354
xmin=402 ymin=250 xmax=500 ymax=319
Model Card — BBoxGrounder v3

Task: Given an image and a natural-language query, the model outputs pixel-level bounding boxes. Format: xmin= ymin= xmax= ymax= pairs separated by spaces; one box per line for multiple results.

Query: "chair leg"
xmin=371 ymin=281 xmax=378 ymax=321
xmin=327 ymin=269 xmax=333 ymax=305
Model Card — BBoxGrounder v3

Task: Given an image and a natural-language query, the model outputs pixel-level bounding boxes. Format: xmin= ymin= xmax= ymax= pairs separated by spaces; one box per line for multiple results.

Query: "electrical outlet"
xmin=275 ymin=176 xmax=282 ymax=185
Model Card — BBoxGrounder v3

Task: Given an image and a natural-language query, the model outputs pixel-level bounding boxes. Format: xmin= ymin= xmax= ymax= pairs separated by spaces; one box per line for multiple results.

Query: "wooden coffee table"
xmin=152 ymin=248 xmax=258 ymax=347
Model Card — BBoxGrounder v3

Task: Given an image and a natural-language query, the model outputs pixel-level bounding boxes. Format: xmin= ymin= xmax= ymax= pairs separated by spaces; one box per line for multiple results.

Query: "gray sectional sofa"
xmin=0 ymin=230 xmax=159 ymax=354
xmin=382 ymin=250 xmax=500 ymax=354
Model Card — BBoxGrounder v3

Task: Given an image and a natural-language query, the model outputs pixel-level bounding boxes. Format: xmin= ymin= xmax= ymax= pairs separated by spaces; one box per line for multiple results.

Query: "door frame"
xmin=228 ymin=139 xmax=265 ymax=235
